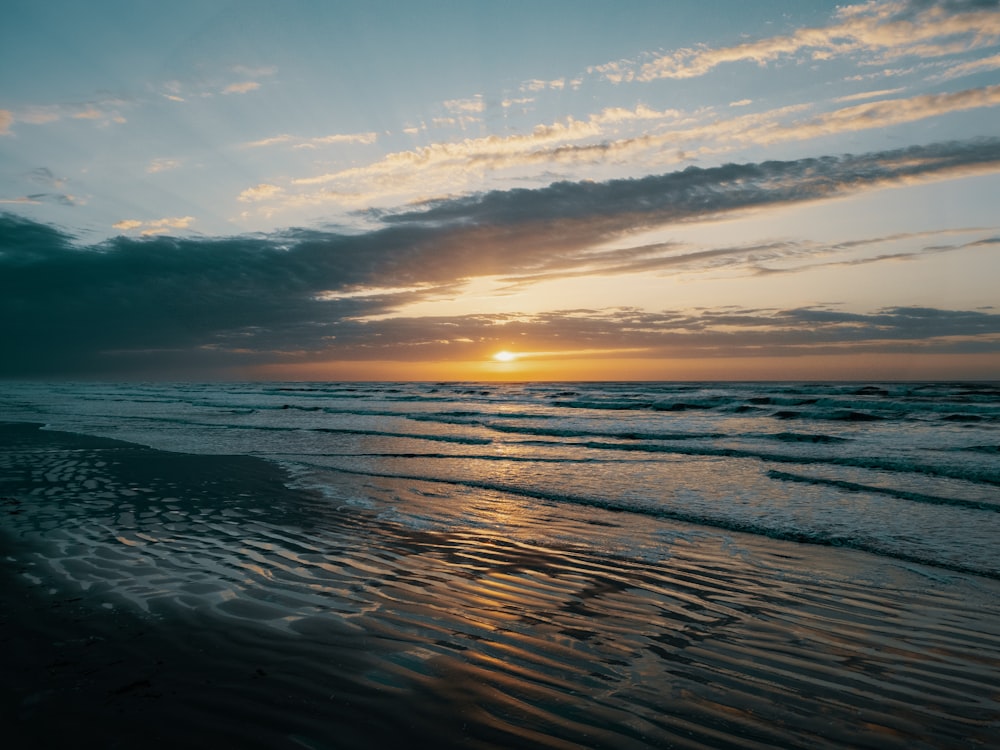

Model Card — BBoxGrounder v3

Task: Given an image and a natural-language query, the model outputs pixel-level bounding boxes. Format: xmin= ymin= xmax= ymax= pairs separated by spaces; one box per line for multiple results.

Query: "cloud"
xmin=19 ymin=106 xmax=62 ymax=125
xmin=381 ymin=138 xmax=1000 ymax=231
xmin=521 ymin=79 xmax=566 ymax=92
xmin=631 ymin=0 xmax=1000 ymax=82
xmin=310 ymin=132 xmax=378 ymax=145
xmin=0 ymin=109 xmax=12 ymax=135
xmin=0 ymin=193 xmax=79 ymax=206
xmin=766 ymin=84 xmax=1000 ymax=143
xmin=284 ymin=103 xmax=682 ymax=200
xmin=147 ymin=158 xmax=182 ymax=174
xmin=834 ymin=88 xmax=906 ymax=103
xmin=2 ymin=137 xmax=998 ymax=376
xmin=7 ymin=99 xmax=128 ymax=130
xmin=302 ymin=305 xmax=1000 ymax=363
xmin=443 ymin=96 xmax=485 ymax=114
xmin=222 ymin=81 xmax=261 ymax=95
xmin=262 ymin=81 xmax=998 ymax=213
xmin=161 ymin=65 xmax=276 ymax=101
xmin=72 ymin=106 xmax=104 ymax=120
xmin=112 ymin=216 xmax=195 ymax=235
xmin=750 ymin=231 xmax=999 ymax=276
xmin=161 ymin=80 xmax=186 ymax=102
xmin=243 ymin=134 xmax=295 ymax=148
xmin=230 ymin=65 xmax=278 ymax=77
xmin=242 ymin=131 xmax=378 ymax=149
xmin=590 ymin=1 xmax=1000 ymax=84
xmin=238 ymin=184 xmax=283 ymax=202
xmin=112 ymin=219 xmax=144 ymax=231
xmin=26 ymin=168 xmax=65 ymax=188
xmin=935 ymin=51 xmax=1000 ymax=80
xmin=1 ymin=170 xmax=78 ymax=206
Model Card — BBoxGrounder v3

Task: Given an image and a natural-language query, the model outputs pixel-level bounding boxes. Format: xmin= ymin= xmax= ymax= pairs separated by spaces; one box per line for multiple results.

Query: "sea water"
xmin=2 ymin=381 xmax=997 ymax=579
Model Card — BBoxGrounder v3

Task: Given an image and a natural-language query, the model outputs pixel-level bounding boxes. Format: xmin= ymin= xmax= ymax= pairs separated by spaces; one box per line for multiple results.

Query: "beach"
xmin=2 ymin=406 xmax=999 ymax=748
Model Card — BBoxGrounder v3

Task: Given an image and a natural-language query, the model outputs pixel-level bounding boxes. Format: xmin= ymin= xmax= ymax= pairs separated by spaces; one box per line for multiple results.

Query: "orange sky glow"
xmin=248 ymin=352 xmax=1000 ymax=382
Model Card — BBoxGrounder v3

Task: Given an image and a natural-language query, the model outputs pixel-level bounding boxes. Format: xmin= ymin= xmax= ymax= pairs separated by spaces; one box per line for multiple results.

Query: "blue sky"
xmin=1 ymin=0 xmax=999 ymax=379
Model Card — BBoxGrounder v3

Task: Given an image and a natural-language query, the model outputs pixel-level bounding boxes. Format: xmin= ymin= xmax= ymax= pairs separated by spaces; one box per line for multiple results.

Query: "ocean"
xmin=1 ymin=381 xmax=999 ymax=748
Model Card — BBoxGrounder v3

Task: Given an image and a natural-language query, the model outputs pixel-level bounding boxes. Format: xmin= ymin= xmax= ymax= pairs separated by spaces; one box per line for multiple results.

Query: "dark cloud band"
xmin=2 ymin=137 xmax=999 ymax=377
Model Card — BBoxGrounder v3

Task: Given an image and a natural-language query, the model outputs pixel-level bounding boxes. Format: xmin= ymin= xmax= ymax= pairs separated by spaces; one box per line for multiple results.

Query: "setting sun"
xmin=493 ymin=350 xmax=518 ymax=362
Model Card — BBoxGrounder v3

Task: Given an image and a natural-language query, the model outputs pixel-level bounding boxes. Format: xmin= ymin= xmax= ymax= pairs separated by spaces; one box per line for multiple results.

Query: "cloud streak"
xmin=594 ymin=0 xmax=1000 ymax=83
xmin=2 ymin=99 xmax=128 ymax=132
xmin=222 ymin=81 xmax=261 ymax=95
xmin=242 ymin=131 xmax=378 ymax=150
xmin=112 ymin=216 xmax=196 ymax=236
xmin=249 ymin=81 xmax=1000 ymax=215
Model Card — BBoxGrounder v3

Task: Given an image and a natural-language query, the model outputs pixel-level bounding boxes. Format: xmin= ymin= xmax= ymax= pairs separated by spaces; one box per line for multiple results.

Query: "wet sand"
xmin=2 ymin=422 xmax=999 ymax=748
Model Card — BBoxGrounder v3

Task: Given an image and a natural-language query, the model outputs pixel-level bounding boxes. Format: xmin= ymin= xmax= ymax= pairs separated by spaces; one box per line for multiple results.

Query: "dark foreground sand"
xmin=2 ymin=422 xmax=999 ymax=749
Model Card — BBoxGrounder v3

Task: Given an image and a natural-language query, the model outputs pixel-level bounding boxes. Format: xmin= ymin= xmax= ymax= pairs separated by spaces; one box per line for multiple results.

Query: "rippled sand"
xmin=2 ymin=422 xmax=999 ymax=749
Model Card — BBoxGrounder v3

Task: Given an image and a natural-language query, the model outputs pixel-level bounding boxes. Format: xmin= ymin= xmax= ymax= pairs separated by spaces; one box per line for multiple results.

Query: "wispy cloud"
xmin=159 ymin=64 xmax=277 ymax=101
xmin=521 ymin=78 xmax=566 ymax=92
xmin=242 ymin=131 xmax=378 ymax=149
xmin=161 ymin=80 xmax=186 ymax=102
xmin=834 ymin=87 xmax=906 ymax=102
xmin=753 ymin=83 xmax=1000 ymax=144
xmin=282 ymin=103 xmax=682 ymax=201
xmin=113 ymin=216 xmax=196 ymax=236
xmin=6 ymin=99 xmax=128 ymax=130
xmin=443 ymin=96 xmax=485 ymax=114
xmin=493 ymin=228 xmax=994 ymax=289
xmin=147 ymin=158 xmax=182 ymax=174
xmin=238 ymin=184 xmax=284 ymax=202
xmin=26 ymin=167 xmax=65 ymax=189
xmin=222 ymin=81 xmax=261 ymax=95
xmin=0 ymin=168 xmax=78 ymax=206
xmin=18 ymin=105 xmax=63 ymax=124
xmin=306 ymin=305 xmax=1000 ymax=363
xmin=596 ymin=0 xmax=1000 ymax=83
xmin=230 ymin=65 xmax=278 ymax=77
xmin=752 ymin=232 xmax=1000 ymax=276
xmin=935 ymin=51 xmax=1000 ymax=80
xmin=0 ymin=194 xmax=78 ymax=206
xmin=257 ymin=82 xmax=999 ymax=213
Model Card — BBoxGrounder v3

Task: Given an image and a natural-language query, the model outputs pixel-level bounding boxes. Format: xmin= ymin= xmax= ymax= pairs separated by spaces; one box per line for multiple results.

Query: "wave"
xmin=312 ymin=427 xmax=491 ymax=446
xmin=485 ymin=423 xmax=724 ymax=441
xmin=766 ymin=470 xmax=999 ymax=512
xmin=959 ymin=445 xmax=1000 ymax=455
xmin=436 ymin=421 xmax=998 ymax=486
xmin=288 ymin=460 xmax=1000 ymax=581
xmin=562 ymin=439 xmax=1000 ymax=486
xmin=763 ymin=432 xmax=851 ymax=444
xmin=771 ymin=409 xmax=885 ymax=422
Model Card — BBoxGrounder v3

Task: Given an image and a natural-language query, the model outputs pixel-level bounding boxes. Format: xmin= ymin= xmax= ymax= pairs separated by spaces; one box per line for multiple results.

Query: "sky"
xmin=1 ymin=0 xmax=999 ymax=381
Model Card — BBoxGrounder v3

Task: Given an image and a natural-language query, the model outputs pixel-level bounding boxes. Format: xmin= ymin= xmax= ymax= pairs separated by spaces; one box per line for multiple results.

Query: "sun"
xmin=493 ymin=350 xmax=518 ymax=362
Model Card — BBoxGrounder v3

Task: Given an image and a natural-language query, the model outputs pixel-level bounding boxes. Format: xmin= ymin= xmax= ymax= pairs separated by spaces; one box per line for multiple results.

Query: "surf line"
xmin=284 ymin=460 xmax=1000 ymax=581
